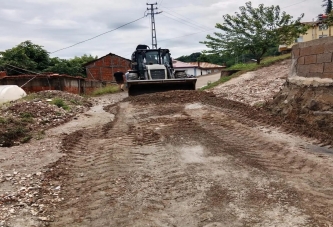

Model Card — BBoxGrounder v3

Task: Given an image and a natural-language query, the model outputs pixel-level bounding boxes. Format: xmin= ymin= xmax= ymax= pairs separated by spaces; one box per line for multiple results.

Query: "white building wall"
xmin=174 ymin=67 xmax=221 ymax=77
xmin=174 ymin=67 xmax=197 ymax=76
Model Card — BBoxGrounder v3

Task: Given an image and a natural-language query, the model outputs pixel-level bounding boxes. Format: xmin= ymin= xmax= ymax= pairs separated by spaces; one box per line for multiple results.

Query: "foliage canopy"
xmin=200 ymin=1 xmax=308 ymax=64
xmin=322 ymin=0 xmax=333 ymax=14
xmin=0 ymin=40 xmax=97 ymax=77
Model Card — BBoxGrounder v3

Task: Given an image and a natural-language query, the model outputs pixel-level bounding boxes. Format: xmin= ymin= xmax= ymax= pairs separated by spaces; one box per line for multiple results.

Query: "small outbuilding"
xmin=84 ymin=53 xmax=131 ymax=82
xmin=173 ymin=60 xmax=226 ymax=77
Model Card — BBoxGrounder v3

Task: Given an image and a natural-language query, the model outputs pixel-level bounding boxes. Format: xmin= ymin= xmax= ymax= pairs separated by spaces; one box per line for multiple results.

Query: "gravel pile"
xmin=212 ymin=60 xmax=290 ymax=106
xmin=0 ymin=91 xmax=91 ymax=147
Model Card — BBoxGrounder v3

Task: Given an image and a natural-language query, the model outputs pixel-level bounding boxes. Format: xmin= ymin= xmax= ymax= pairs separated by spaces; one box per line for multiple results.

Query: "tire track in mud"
xmin=183 ymin=104 xmax=333 ymax=225
xmin=43 ymin=99 xmax=333 ymax=226
xmin=45 ymin=103 xmax=206 ymax=226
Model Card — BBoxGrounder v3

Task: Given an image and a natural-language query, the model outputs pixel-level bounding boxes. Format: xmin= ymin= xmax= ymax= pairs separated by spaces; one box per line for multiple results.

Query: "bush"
xmin=51 ymin=98 xmax=70 ymax=110
xmin=91 ymin=85 xmax=120 ymax=96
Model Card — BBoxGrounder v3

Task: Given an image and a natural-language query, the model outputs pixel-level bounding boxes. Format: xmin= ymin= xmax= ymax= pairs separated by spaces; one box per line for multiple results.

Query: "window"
xmin=319 ymin=24 xmax=328 ymax=30
xmin=295 ymin=36 xmax=303 ymax=43
xmin=319 ymin=35 xmax=328 ymax=38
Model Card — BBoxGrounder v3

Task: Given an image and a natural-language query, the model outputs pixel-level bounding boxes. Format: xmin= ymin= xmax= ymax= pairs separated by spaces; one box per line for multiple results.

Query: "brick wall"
xmin=292 ymin=37 xmax=333 ymax=78
xmin=85 ymin=54 xmax=131 ymax=81
xmin=0 ymin=71 xmax=7 ymax=79
xmin=0 ymin=75 xmax=115 ymax=95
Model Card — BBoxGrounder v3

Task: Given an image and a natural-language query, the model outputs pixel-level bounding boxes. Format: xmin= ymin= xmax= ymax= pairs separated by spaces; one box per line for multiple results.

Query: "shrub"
xmin=91 ymin=85 xmax=120 ymax=96
xmin=51 ymin=98 xmax=70 ymax=110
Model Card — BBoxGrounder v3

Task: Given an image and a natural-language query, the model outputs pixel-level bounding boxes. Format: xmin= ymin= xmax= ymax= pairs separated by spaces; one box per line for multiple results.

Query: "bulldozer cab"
xmin=127 ymin=44 xmax=197 ymax=96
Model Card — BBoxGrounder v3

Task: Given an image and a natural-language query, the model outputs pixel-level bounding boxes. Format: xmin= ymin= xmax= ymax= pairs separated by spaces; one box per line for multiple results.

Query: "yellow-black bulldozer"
xmin=127 ymin=44 xmax=197 ymax=96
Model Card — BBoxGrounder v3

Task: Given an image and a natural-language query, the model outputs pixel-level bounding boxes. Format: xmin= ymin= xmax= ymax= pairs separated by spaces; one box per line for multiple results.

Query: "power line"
xmin=160 ymin=13 xmax=211 ymax=32
xmin=5 ymin=64 xmax=51 ymax=88
xmin=159 ymin=29 xmax=215 ymax=42
xmin=50 ymin=16 xmax=145 ymax=54
xmin=161 ymin=7 xmax=212 ymax=31
xmin=282 ymin=0 xmax=308 ymax=9
xmin=5 ymin=64 xmax=45 ymax=75
xmin=161 ymin=11 xmax=208 ymax=31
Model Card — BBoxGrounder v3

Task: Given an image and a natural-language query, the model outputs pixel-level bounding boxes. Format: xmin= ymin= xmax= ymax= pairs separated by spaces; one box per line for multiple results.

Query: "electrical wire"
xmin=160 ymin=7 xmax=212 ymax=31
xmin=161 ymin=11 xmax=208 ymax=32
xmin=159 ymin=29 xmax=215 ymax=42
xmin=6 ymin=64 xmax=51 ymax=88
xmin=282 ymin=0 xmax=308 ymax=9
xmin=50 ymin=16 xmax=146 ymax=54
xmin=160 ymin=13 xmax=211 ymax=32
xmin=6 ymin=64 xmax=45 ymax=75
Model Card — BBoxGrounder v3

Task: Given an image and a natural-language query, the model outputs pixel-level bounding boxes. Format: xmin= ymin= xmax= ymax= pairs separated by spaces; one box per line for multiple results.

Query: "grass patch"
xmin=21 ymin=135 xmax=32 ymax=143
xmin=0 ymin=117 xmax=7 ymax=124
xmin=201 ymin=76 xmax=234 ymax=90
xmin=228 ymin=54 xmax=291 ymax=71
xmin=20 ymin=112 xmax=34 ymax=123
xmin=22 ymin=93 xmax=38 ymax=101
xmin=91 ymin=85 xmax=120 ymax=96
xmin=0 ymin=121 xmax=30 ymax=147
xmin=201 ymin=54 xmax=291 ymax=90
xmin=70 ymin=99 xmax=82 ymax=105
xmin=35 ymin=130 xmax=46 ymax=140
xmin=51 ymin=98 xmax=70 ymax=110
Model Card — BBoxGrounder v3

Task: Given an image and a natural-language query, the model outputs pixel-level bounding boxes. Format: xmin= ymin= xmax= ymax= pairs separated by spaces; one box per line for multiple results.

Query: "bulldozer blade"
xmin=127 ymin=78 xmax=197 ymax=96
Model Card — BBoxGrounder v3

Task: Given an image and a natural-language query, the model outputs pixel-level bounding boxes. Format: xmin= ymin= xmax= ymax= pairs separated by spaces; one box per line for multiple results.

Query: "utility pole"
xmin=147 ymin=2 xmax=161 ymax=49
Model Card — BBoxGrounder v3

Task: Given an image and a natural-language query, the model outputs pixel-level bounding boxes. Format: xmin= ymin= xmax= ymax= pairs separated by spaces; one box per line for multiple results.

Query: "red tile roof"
xmin=173 ymin=60 xmax=225 ymax=69
xmin=188 ymin=62 xmax=226 ymax=69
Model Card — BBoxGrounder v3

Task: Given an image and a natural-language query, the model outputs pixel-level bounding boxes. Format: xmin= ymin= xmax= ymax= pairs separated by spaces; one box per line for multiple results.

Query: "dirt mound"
xmin=124 ymin=90 xmax=216 ymax=104
xmin=125 ymin=90 xmax=332 ymax=145
xmin=265 ymin=83 xmax=333 ymax=146
xmin=213 ymin=60 xmax=290 ymax=106
xmin=0 ymin=91 xmax=91 ymax=147
xmin=34 ymin=90 xmax=91 ymax=107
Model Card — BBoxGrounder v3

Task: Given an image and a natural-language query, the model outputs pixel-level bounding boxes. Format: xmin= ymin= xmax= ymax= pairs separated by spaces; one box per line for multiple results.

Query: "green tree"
xmin=197 ymin=54 xmax=209 ymax=62
xmin=45 ymin=54 xmax=97 ymax=77
xmin=323 ymin=0 xmax=333 ymax=14
xmin=176 ymin=52 xmax=201 ymax=62
xmin=200 ymin=2 xmax=308 ymax=64
xmin=0 ymin=40 xmax=50 ymax=75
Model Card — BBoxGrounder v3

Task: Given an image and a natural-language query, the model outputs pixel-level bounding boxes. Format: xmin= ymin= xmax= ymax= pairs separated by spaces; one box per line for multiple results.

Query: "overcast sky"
xmin=0 ymin=0 xmax=322 ymax=60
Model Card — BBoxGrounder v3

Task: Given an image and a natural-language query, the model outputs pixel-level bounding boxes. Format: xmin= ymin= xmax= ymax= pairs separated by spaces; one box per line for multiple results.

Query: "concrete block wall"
xmin=292 ymin=37 xmax=333 ymax=79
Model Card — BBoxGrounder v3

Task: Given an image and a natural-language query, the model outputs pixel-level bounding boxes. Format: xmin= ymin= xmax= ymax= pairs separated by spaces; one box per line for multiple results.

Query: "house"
xmin=279 ymin=21 xmax=333 ymax=52
xmin=84 ymin=53 xmax=131 ymax=81
xmin=172 ymin=60 xmax=226 ymax=77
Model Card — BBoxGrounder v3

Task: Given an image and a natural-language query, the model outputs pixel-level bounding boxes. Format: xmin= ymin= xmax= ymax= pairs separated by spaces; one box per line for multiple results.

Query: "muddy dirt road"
xmin=30 ymin=90 xmax=333 ymax=227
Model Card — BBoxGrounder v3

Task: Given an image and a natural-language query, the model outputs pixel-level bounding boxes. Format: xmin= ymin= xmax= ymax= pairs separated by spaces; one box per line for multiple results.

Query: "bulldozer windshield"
xmin=145 ymin=51 xmax=159 ymax=64
xmin=161 ymin=52 xmax=171 ymax=65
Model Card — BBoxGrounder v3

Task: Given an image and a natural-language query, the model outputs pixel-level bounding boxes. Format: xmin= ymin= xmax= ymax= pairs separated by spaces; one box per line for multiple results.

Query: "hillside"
xmin=212 ymin=59 xmax=291 ymax=106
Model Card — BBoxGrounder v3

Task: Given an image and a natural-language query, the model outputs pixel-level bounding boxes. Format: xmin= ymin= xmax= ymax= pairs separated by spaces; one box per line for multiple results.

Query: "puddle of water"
xmin=181 ymin=145 xmax=205 ymax=163
xmin=306 ymin=144 xmax=333 ymax=155
xmin=185 ymin=103 xmax=203 ymax=110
